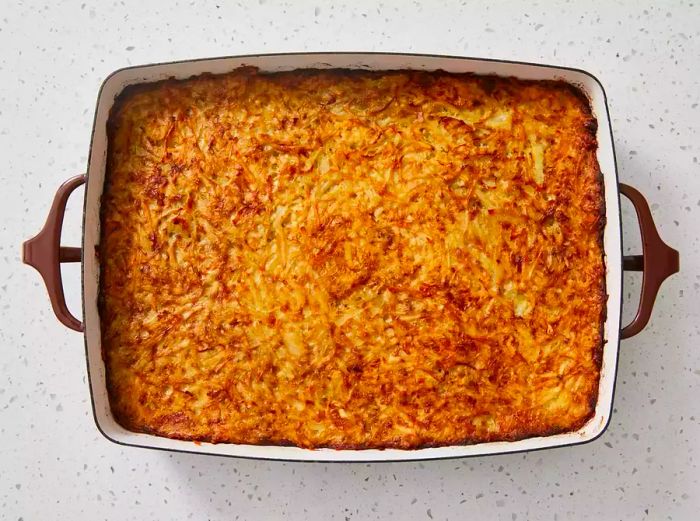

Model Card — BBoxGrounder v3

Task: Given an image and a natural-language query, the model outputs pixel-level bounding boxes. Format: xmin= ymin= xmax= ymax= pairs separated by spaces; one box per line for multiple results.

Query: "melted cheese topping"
xmin=100 ymin=68 xmax=605 ymax=449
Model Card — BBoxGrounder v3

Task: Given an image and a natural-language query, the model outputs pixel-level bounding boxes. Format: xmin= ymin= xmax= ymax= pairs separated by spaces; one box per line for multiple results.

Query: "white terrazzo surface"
xmin=1 ymin=1 xmax=698 ymax=519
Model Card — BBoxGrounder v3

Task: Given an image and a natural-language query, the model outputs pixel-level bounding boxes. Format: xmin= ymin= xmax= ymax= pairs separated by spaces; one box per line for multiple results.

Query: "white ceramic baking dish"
xmin=23 ymin=53 xmax=679 ymax=461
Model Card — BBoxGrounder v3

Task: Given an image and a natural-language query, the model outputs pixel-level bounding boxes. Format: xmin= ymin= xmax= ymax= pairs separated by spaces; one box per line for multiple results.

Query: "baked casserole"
xmin=100 ymin=67 xmax=605 ymax=449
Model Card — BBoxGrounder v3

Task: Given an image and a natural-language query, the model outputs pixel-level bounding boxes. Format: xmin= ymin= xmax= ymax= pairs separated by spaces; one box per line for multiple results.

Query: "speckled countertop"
xmin=1 ymin=0 xmax=698 ymax=519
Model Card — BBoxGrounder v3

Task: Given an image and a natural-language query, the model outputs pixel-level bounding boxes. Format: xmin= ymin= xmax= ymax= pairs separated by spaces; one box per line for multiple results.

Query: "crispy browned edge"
xmin=99 ymin=68 xmax=608 ymax=450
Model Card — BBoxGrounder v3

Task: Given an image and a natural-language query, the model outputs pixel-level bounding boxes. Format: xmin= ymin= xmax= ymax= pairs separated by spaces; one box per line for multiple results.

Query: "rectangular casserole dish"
xmin=22 ymin=53 xmax=679 ymax=461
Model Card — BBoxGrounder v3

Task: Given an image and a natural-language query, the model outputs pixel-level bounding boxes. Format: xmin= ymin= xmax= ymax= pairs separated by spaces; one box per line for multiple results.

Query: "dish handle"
xmin=22 ymin=174 xmax=85 ymax=332
xmin=619 ymin=183 xmax=679 ymax=339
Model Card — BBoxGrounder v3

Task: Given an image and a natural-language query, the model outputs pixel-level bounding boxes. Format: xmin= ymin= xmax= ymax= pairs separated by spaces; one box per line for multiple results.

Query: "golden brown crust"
xmin=100 ymin=67 xmax=606 ymax=449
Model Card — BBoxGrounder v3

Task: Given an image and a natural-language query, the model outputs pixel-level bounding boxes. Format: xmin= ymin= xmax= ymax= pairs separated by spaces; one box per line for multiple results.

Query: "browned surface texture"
xmin=100 ymin=67 xmax=605 ymax=449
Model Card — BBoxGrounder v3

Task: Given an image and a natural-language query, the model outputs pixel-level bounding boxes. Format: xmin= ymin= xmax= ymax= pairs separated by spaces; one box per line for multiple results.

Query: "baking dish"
xmin=22 ymin=53 xmax=679 ymax=461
